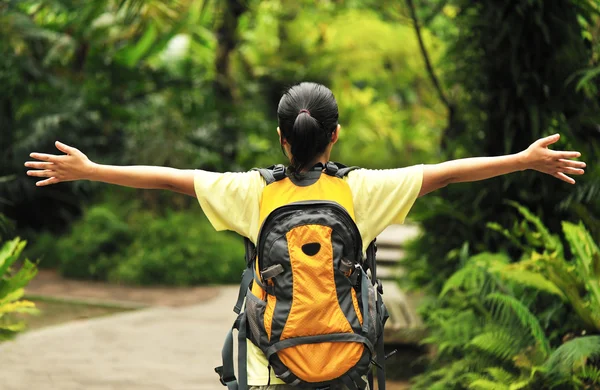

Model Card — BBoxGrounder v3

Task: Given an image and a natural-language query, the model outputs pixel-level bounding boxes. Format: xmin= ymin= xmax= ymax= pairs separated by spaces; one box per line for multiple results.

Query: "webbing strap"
xmin=361 ymin=269 xmax=370 ymax=334
xmin=375 ymin=294 xmax=386 ymax=390
xmin=341 ymin=375 xmax=358 ymax=390
xmin=367 ymin=370 xmax=374 ymax=389
xmin=218 ymin=326 xmax=238 ymax=389
xmin=266 ymin=333 xmax=374 ymax=360
xmin=350 ymin=371 xmax=368 ymax=390
xmin=366 ymin=241 xmax=377 ymax=285
xmin=237 ymin=313 xmax=248 ymax=390
xmin=335 ymin=165 xmax=359 ymax=178
xmin=233 ymin=268 xmax=253 ymax=314
xmin=252 ymin=165 xmax=286 ymax=185
xmin=217 ymin=315 xmax=249 ymax=390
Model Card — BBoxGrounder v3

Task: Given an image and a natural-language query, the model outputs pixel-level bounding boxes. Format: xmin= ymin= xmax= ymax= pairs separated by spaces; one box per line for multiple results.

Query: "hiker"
xmin=25 ymin=82 xmax=585 ymax=390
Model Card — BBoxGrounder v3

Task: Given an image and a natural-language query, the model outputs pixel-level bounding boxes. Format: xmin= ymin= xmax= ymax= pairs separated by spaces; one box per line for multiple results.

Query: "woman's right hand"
xmin=25 ymin=141 xmax=96 ymax=186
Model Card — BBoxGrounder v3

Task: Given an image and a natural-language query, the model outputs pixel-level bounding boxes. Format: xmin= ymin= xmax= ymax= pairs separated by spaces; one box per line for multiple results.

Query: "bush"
xmin=111 ymin=210 xmax=245 ymax=286
xmin=58 ymin=206 xmax=133 ymax=281
xmin=412 ymin=205 xmax=600 ymax=389
xmin=28 ymin=200 xmax=245 ymax=286
xmin=0 ymin=237 xmax=39 ymax=341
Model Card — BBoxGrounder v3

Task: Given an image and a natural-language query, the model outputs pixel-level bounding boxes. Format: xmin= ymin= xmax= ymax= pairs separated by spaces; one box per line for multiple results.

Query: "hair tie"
xmin=299 ymin=109 xmax=310 ymax=116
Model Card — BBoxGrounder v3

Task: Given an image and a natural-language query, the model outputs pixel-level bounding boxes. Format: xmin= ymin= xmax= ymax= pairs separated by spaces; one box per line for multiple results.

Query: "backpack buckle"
xmin=377 ymin=279 xmax=384 ymax=295
xmin=325 ymin=161 xmax=338 ymax=175
xmin=260 ymin=264 xmax=284 ymax=280
xmin=272 ymin=164 xmax=286 ymax=181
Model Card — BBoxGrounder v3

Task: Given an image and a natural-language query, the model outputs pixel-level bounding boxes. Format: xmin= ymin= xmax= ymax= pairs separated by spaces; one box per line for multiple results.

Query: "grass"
xmin=16 ymin=295 xmax=136 ymax=331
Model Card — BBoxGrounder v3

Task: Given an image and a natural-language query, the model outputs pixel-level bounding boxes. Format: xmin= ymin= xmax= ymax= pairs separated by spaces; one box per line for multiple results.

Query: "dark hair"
xmin=277 ymin=82 xmax=339 ymax=172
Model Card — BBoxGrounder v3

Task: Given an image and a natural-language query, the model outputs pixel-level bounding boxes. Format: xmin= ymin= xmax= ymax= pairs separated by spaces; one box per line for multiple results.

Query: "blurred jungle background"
xmin=1 ymin=0 xmax=600 ymax=388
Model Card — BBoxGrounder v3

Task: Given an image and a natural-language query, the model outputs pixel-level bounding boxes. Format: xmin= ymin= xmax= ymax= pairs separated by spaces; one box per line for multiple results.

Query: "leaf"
xmin=486 ymin=367 xmax=515 ymax=383
xmin=544 ymin=336 xmax=600 ymax=376
xmin=0 ymin=238 xmax=20 ymax=270
xmin=493 ymin=266 xmax=566 ymax=299
xmin=0 ymin=321 xmax=26 ymax=332
xmin=468 ymin=378 xmax=510 ymax=390
xmin=0 ymin=300 xmax=38 ymax=315
xmin=485 ymin=293 xmax=550 ymax=357
xmin=0 ymin=260 xmax=38 ymax=300
xmin=469 ymin=330 xmax=520 ymax=362
xmin=562 ymin=221 xmax=599 ymax=271
xmin=0 ymin=287 xmax=24 ymax=305
xmin=115 ymin=23 xmax=159 ymax=67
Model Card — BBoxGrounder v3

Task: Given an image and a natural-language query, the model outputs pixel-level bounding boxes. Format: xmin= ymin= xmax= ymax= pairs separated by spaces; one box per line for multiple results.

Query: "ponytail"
xmin=277 ymin=82 xmax=339 ymax=172
xmin=289 ymin=111 xmax=331 ymax=172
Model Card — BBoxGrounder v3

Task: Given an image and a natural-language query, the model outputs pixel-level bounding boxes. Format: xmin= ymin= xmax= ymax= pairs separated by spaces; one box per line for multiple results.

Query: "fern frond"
xmin=467 ymin=378 xmax=510 ymax=390
xmin=492 ymin=266 xmax=566 ymax=299
xmin=578 ymin=365 xmax=600 ymax=384
xmin=562 ymin=221 xmax=600 ymax=269
xmin=485 ymin=293 xmax=550 ymax=357
xmin=508 ymin=379 xmax=532 ymax=390
xmin=544 ymin=335 xmax=600 ymax=375
xmin=506 ymin=201 xmax=562 ymax=254
xmin=469 ymin=330 xmax=521 ymax=362
xmin=440 ymin=252 xmax=509 ymax=297
xmin=486 ymin=367 xmax=516 ymax=383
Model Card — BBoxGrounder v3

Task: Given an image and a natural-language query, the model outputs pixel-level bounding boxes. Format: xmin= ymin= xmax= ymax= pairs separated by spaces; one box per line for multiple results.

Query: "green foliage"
xmin=404 ymin=0 xmax=600 ymax=296
xmin=414 ymin=207 xmax=600 ymax=389
xmin=0 ymin=237 xmax=39 ymax=341
xmin=111 ymin=211 xmax=245 ymax=285
xmin=57 ymin=206 xmax=133 ymax=281
xmin=30 ymin=198 xmax=245 ymax=286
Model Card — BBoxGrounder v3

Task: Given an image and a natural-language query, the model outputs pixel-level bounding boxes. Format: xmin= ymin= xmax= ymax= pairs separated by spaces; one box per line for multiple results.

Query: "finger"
xmin=36 ymin=177 xmax=60 ymax=187
xmin=27 ymin=169 xmax=56 ymax=178
xmin=55 ymin=140 xmax=77 ymax=155
xmin=558 ymin=159 xmax=586 ymax=169
xmin=539 ymin=133 xmax=560 ymax=147
xmin=559 ymin=167 xmax=585 ymax=175
xmin=553 ymin=172 xmax=575 ymax=184
xmin=24 ymin=161 xmax=54 ymax=169
xmin=554 ymin=151 xmax=581 ymax=159
xmin=29 ymin=153 xmax=61 ymax=162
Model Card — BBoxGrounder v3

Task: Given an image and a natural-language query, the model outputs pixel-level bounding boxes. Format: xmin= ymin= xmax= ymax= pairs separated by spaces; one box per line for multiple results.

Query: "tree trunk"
xmin=212 ymin=0 xmax=248 ymax=168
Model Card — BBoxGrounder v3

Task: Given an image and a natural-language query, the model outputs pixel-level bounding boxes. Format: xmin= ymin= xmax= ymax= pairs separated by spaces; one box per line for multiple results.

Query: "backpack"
xmin=216 ymin=162 xmax=389 ymax=390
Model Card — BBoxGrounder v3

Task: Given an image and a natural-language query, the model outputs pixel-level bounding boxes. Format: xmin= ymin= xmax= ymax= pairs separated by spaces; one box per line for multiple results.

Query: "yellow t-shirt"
xmin=194 ymin=165 xmax=423 ymax=385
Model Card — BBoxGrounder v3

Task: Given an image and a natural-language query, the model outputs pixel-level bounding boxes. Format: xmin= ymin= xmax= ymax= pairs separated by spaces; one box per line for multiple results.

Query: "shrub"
xmin=110 ymin=210 xmax=245 ymax=286
xmin=413 ymin=205 xmax=600 ymax=389
xmin=58 ymin=206 xmax=133 ymax=281
xmin=0 ymin=237 xmax=38 ymax=341
xmin=28 ymin=199 xmax=245 ymax=286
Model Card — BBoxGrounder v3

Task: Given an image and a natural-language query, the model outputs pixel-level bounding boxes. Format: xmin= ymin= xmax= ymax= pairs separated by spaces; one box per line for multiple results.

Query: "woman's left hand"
xmin=520 ymin=134 xmax=586 ymax=184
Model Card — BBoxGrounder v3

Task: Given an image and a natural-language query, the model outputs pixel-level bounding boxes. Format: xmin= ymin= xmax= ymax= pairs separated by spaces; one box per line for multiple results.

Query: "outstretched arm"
xmin=419 ymin=134 xmax=586 ymax=197
xmin=25 ymin=141 xmax=196 ymax=197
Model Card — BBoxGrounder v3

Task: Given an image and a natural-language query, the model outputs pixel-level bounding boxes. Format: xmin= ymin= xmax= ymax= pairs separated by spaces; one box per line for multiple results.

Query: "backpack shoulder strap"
xmin=324 ymin=161 xmax=360 ymax=178
xmin=252 ymin=164 xmax=287 ymax=185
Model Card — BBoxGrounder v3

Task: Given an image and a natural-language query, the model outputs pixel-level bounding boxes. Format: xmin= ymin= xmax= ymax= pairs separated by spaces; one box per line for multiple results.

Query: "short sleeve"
xmin=194 ymin=170 xmax=265 ymax=242
xmin=346 ymin=165 xmax=423 ymax=245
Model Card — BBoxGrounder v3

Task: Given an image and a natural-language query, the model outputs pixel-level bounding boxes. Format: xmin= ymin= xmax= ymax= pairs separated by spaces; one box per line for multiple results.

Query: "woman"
xmin=25 ymin=82 xmax=585 ymax=389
